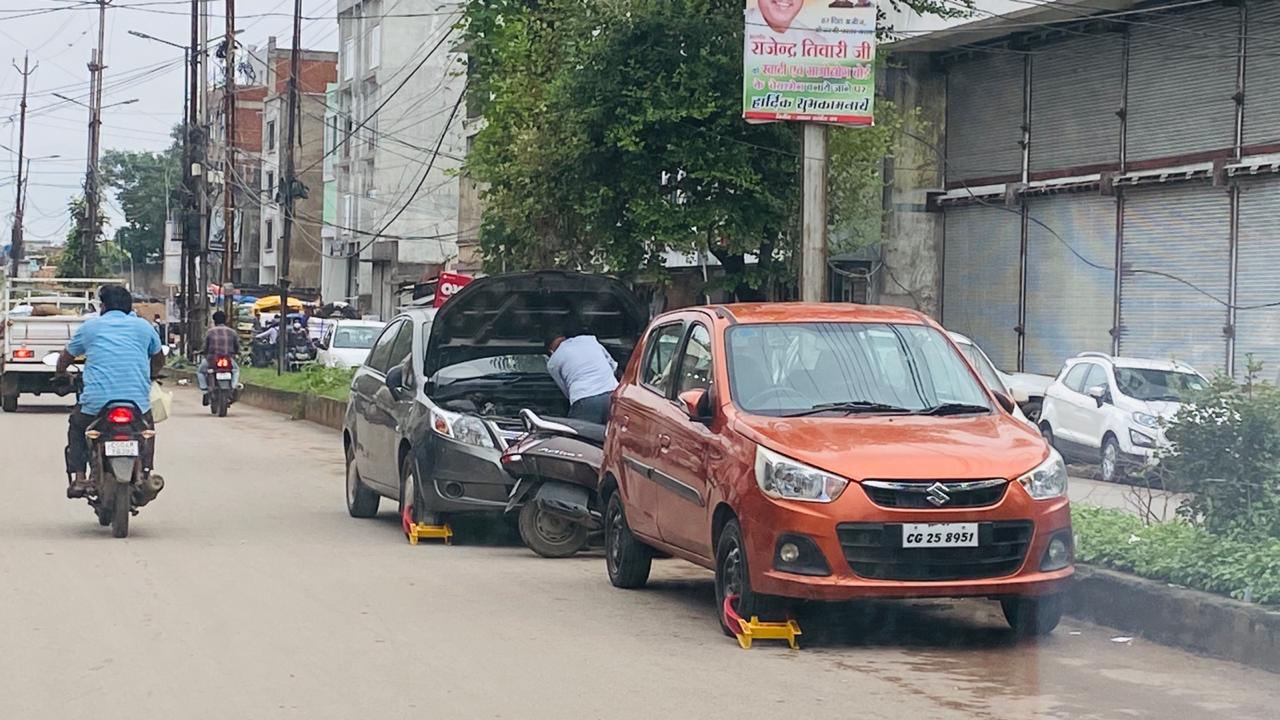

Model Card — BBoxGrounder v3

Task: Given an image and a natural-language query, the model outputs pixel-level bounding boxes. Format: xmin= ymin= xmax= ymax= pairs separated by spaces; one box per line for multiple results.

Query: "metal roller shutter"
xmin=1234 ymin=178 xmax=1280 ymax=379
xmin=1126 ymin=5 xmax=1240 ymax=162
xmin=1119 ymin=183 xmax=1230 ymax=373
xmin=1029 ymin=34 xmax=1125 ymax=174
xmin=1024 ymin=194 xmax=1117 ymax=375
xmin=942 ymin=204 xmax=1022 ymax=369
xmin=946 ymin=54 xmax=1024 ymax=183
xmin=1243 ymin=0 xmax=1280 ymax=148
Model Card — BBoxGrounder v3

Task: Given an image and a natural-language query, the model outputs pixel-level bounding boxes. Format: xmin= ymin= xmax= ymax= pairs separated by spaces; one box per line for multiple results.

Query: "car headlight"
xmin=1017 ymin=448 xmax=1068 ymax=500
xmin=1132 ymin=411 xmax=1159 ymax=429
xmin=430 ymin=407 xmax=496 ymax=449
xmin=1129 ymin=429 xmax=1156 ymax=448
xmin=754 ymin=445 xmax=848 ymax=503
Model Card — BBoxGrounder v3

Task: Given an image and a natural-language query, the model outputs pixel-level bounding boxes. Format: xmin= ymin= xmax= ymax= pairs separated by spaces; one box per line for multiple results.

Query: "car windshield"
xmin=332 ymin=327 xmax=379 ymax=349
xmin=1114 ymin=367 xmax=1206 ymax=402
xmin=957 ymin=342 xmax=1007 ymax=394
xmin=434 ymin=354 xmax=549 ymax=384
xmin=726 ymin=323 xmax=991 ymax=416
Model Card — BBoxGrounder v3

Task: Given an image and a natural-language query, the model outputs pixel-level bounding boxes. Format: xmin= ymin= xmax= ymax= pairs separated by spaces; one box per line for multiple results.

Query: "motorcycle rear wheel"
xmin=111 ymin=482 xmax=131 ymax=538
xmin=518 ymin=502 xmax=588 ymax=558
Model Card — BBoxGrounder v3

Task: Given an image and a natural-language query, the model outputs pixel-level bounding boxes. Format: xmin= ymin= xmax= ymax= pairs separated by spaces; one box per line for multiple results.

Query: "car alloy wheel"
xmin=1101 ymin=437 xmax=1120 ymax=483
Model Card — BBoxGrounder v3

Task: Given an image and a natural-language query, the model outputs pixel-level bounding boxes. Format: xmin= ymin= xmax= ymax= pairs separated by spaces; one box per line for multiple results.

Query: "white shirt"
xmin=547 ymin=335 xmax=619 ymax=405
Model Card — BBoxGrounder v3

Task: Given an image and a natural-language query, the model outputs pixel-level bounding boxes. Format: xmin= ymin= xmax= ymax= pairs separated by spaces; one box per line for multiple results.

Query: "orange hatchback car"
xmin=600 ymin=304 xmax=1073 ymax=637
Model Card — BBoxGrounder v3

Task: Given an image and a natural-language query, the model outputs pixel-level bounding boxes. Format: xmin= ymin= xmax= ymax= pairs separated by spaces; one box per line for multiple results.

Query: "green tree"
xmin=56 ymin=197 xmax=111 ymax=278
xmin=100 ymin=131 xmax=183 ymax=264
xmin=462 ymin=0 xmax=963 ymax=298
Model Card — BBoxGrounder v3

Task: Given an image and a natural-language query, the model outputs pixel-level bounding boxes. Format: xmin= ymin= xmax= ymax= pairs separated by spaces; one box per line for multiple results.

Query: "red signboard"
xmin=434 ymin=272 xmax=473 ymax=308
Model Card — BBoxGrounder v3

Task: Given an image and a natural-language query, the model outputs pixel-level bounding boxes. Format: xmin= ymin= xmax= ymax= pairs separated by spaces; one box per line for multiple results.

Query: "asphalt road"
xmin=1 ymin=388 xmax=1276 ymax=720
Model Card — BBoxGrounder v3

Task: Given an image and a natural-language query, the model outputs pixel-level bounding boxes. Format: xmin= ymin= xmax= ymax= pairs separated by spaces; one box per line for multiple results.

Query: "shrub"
xmin=1073 ymin=506 xmax=1280 ymax=605
xmin=1156 ymin=362 xmax=1280 ymax=538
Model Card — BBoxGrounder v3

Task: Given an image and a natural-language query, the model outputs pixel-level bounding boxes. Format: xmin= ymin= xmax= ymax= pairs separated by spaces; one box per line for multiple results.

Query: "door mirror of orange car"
xmin=993 ymin=391 xmax=1017 ymax=415
xmin=678 ymin=388 xmax=713 ymax=423
xmin=1087 ymin=384 xmax=1108 ymax=407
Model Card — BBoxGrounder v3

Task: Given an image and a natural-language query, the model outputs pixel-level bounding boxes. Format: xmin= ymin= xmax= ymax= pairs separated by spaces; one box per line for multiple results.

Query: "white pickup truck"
xmin=0 ymin=278 xmax=124 ymax=412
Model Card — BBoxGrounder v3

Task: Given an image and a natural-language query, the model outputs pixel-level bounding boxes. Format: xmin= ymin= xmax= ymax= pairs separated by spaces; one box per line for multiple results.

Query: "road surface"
xmin=1 ymin=388 xmax=1275 ymax=720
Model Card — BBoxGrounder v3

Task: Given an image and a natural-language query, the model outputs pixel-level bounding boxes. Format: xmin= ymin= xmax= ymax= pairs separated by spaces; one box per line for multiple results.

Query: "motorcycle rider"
xmin=56 ymin=285 xmax=164 ymax=498
xmin=546 ymin=330 xmax=619 ymax=424
xmin=197 ymin=310 xmax=241 ymax=405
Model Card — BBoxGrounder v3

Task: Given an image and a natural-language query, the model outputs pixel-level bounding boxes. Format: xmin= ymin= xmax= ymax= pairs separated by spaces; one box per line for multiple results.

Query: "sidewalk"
xmin=1068 ymin=474 xmax=1187 ymax=521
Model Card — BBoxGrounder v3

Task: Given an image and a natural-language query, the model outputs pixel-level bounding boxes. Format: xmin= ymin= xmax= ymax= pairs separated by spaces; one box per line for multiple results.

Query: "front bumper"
xmin=740 ymin=482 xmax=1074 ymax=602
xmin=415 ymin=432 xmax=514 ymax=516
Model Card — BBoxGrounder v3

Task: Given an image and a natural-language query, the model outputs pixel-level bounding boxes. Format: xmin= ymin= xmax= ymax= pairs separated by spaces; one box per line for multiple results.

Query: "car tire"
xmin=1023 ymin=399 xmax=1042 ymax=424
xmin=714 ymin=519 xmax=786 ymax=637
xmin=345 ymin=444 xmax=380 ymax=518
xmin=1001 ymin=594 xmax=1064 ymax=638
xmin=604 ymin=492 xmax=652 ymax=589
xmin=1 ymin=394 xmax=17 ymax=413
xmin=1100 ymin=435 xmax=1125 ymax=484
xmin=518 ymin=501 xmax=589 ymax=558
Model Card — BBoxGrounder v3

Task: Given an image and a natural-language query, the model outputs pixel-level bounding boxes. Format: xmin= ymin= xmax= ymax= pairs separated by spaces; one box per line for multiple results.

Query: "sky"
xmin=0 ymin=0 xmax=1042 ymax=256
xmin=0 ymin=0 xmax=344 ymax=254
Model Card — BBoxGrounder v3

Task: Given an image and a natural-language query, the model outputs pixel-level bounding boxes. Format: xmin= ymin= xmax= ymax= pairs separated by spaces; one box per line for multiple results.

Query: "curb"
xmin=165 ymin=367 xmax=345 ymax=431
xmin=1066 ymin=565 xmax=1280 ymax=673
xmin=164 ymin=366 xmax=1280 ymax=673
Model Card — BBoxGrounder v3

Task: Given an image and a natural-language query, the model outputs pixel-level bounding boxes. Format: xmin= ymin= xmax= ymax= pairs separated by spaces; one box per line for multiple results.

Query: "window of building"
xmin=368 ymin=25 xmax=381 ymax=69
xmin=265 ymin=219 xmax=274 ymax=251
xmin=267 ymin=119 xmax=276 ymax=151
xmin=342 ymin=38 xmax=355 ymax=81
xmin=265 ymin=170 xmax=275 ymax=201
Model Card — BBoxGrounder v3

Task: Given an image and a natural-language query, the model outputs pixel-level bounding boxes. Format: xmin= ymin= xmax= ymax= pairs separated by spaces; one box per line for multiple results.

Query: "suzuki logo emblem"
xmin=926 ymin=482 xmax=951 ymax=507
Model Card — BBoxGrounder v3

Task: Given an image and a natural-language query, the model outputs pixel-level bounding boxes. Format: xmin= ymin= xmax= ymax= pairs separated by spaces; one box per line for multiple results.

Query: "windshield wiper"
xmin=783 ymin=401 xmax=913 ymax=417
xmin=919 ymin=402 xmax=991 ymax=416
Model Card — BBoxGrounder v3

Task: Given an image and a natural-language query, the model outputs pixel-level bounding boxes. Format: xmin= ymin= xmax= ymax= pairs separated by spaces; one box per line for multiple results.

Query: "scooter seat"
xmin=541 ymin=417 xmax=607 ymax=444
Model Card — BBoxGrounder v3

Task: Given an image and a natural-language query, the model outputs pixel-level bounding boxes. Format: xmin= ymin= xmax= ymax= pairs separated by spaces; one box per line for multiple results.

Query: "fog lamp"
xmin=779 ymin=542 xmax=800 ymax=563
xmin=1041 ymin=533 xmax=1073 ymax=571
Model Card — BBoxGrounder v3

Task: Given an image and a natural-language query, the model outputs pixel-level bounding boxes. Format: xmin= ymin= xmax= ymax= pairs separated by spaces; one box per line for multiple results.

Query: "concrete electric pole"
xmin=221 ymin=0 xmax=237 ymax=317
xmin=81 ymin=0 xmax=111 ymax=277
xmin=799 ymin=123 xmax=828 ymax=303
xmin=8 ymin=54 xmax=34 ymax=278
xmin=276 ymin=0 xmax=304 ymax=374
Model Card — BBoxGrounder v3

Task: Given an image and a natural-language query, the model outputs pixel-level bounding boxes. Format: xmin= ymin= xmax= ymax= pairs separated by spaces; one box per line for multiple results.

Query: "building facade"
xmin=335 ymin=0 xmax=467 ymax=319
xmin=208 ymin=83 xmax=266 ymax=286
xmin=255 ymin=39 xmax=338 ymax=292
xmin=881 ymin=0 xmax=1280 ymax=378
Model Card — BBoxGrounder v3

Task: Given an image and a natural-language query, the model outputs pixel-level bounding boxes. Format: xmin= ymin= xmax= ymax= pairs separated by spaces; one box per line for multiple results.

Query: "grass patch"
xmin=1073 ymin=505 xmax=1280 ymax=605
xmin=238 ymin=365 xmax=354 ymax=401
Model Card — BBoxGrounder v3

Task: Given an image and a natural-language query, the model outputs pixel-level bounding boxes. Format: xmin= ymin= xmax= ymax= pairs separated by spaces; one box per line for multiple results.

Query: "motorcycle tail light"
xmin=13 ymin=348 xmax=34 ymax=359
xmin=107 ymin=407 xmax=135 ymax=425
xmin=215 ymin=356 xmax=232 ymax=369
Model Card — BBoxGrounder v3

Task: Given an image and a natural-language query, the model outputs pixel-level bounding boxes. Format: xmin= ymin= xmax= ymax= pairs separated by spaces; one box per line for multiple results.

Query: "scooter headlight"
xmin=430 ymin=407 xmax=496 ymax=449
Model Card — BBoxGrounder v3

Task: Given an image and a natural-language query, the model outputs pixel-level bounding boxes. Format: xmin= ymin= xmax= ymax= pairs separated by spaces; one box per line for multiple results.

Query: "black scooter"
xmin=501 ymin=409 xmax=606 ymax=558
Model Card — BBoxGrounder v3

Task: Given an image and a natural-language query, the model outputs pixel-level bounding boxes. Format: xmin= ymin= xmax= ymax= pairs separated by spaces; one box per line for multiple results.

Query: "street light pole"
xmin=9 ymin=53 xmax=34 ymax=278
xmin=277 ymin=0 xmax=303 ymax=374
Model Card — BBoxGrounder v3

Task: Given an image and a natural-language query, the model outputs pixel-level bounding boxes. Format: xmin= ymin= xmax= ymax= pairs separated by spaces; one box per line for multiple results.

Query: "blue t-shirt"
xmin=67 ymin=310 xmax=161 ymax=414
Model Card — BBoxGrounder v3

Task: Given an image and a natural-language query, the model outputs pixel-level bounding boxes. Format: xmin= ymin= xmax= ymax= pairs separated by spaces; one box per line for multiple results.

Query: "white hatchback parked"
xmin=1038 ymin=352 xmax=1207 ymax=483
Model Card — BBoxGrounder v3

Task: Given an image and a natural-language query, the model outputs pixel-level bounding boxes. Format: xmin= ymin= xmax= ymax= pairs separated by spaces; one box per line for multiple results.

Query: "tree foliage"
xmin=56 ymin=197 xmax=112 ymax=278
xmin=100 ymin=131 xmax=182 ymax=264
xmin=462 ymin=0 xmax=954 ymax=298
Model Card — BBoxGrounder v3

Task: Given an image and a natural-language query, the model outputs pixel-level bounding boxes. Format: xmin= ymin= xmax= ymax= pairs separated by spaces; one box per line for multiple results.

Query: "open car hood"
xmin=424 ymin=271 xmax=648 ymax=378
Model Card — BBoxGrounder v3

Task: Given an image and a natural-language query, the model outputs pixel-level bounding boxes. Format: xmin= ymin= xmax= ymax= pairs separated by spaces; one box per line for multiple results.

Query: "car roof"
xmin=394 ymin=307 xmax=438 ymax=323
xmin=1068 ymin=353 xmax=1197 ymax=373
xmin=693 ymin=303 xmax=929 ymax=325
xmin=947 ymin=330 xmax=974 ymax=346
xmin=333 ymin=319 xmax=385 ymax=327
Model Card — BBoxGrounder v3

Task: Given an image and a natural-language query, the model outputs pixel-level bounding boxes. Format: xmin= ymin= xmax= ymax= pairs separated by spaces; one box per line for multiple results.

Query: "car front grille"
xmin=835 ymin=521 xmax=1034 ymax=581
xmin=861 ymin=479 xmax=1009 ymax=509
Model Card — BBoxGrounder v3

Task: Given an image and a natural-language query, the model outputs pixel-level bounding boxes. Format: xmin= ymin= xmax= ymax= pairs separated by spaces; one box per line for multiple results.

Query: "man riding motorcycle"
xmin=56 ymin=285 xmax=165 ymax=498
xmin=197 ymin=311 xmax=242 ymax=405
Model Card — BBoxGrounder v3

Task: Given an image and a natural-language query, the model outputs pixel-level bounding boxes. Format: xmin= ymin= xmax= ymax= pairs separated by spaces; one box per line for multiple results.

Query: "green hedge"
xmin=1072 ymin=505 xmax=1280 ymax=605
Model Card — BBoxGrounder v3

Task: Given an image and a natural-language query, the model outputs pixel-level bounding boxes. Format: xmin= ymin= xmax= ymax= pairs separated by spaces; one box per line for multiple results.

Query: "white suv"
xmin=1039 ymin=353 xmax=1207 ymax=483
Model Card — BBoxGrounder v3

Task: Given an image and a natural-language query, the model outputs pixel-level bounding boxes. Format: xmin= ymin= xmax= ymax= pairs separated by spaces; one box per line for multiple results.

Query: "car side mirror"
xmin=678 ymin=388 xmax=713 ymax=424
xmin=385 ymin=365 xmax=405 ymax=400
xmin=1087 ymin=384 xmax=1107 ymax=406
xmin=993 ymin=391 xmax=1017 ymax=415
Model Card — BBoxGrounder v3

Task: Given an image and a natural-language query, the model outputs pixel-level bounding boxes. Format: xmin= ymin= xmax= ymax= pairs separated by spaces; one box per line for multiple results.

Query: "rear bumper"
xmin=2 ymin=365 xmax=65 ymax=395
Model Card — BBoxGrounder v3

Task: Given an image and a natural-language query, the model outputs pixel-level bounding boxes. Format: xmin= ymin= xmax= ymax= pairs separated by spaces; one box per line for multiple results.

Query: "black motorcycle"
xmin=206 ymin=354 xmax=237 ymax=417
xmin=50 ymin=363 xmax=164 ymax=538
xmin=501 ymin=409 xmax=606 ymax=558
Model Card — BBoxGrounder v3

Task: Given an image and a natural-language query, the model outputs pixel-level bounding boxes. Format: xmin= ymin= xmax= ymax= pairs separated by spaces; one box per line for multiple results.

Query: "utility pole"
xmin=197 ymin=0 xmax=211 ymax=351
xmin=221 ymin=0 xmax=237 ymax=316
xmin=185 ymin=0 xmax=202 ymax=358
xmin=277 ymin=0 xmax=303 ymax=374
xmin=799 ymin=123 xmax=828 ymax=303
xmin=9 ymin=54 xmax=34 ymax=278
xmin=82 ymin=0 xmax=110 ymax=277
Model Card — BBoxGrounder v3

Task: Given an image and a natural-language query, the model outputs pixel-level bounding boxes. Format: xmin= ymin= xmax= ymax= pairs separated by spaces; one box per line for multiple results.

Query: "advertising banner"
xmin=433 ymin=272 xmax=473 ymax=308
xmin=742 ymin=0 xmax=876 ymax=125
